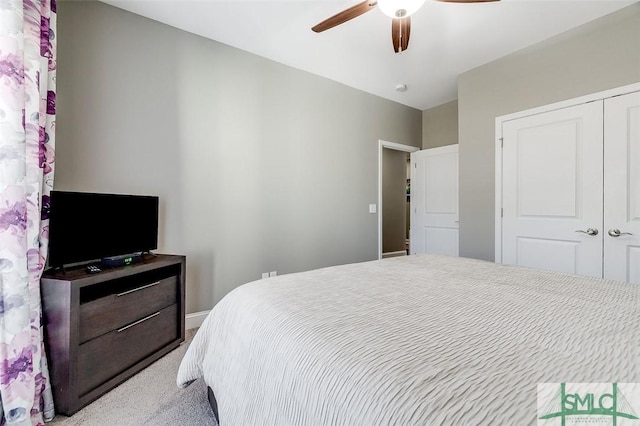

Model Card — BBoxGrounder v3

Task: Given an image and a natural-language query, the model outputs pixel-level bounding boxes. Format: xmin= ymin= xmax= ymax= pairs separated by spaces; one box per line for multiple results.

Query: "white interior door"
xmin=410 ymin=145 xmax=459 ymax=256
xmin=604 ymin=91 xmax=640 ymax=284
xmin=501 ymin=102 xmax=603 ymax=277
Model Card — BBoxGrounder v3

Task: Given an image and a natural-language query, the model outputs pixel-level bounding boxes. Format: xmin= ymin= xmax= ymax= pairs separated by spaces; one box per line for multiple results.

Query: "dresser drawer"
xmin=79 ymin=275 xmax=177 ymax=343
xmin=77 ymin=304 xmax=179 ymax=396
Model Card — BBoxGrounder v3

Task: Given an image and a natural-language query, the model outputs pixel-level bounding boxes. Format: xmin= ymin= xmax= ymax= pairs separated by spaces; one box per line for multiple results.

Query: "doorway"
xmin=378 ymin=140 xmax=419 ymax=260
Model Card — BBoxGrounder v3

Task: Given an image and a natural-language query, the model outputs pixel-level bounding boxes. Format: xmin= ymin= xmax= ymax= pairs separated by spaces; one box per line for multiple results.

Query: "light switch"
xmin=369 ymin=204 xmax=377 ymax=214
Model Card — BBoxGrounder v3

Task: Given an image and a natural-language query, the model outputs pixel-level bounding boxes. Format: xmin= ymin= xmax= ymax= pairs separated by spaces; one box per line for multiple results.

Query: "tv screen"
xmin=48 ymin=191 xmax=159 ymax=267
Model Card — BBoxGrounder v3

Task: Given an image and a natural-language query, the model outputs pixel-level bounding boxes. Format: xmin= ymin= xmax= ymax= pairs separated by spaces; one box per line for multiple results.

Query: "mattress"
xmin=177 ymin=254 xmax=640 ymax=425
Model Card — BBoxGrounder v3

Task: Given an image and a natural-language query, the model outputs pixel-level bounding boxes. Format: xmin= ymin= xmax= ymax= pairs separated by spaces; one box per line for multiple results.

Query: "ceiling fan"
xmin=312 ymin=0 xmax=500 ymax=53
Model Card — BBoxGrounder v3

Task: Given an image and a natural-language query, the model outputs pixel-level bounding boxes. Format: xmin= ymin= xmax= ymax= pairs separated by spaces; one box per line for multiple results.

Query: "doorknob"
xmin=608 ymin=228 xmax=633 ymax=237
xmin=575 ymin=228 xmax=599 ymax=236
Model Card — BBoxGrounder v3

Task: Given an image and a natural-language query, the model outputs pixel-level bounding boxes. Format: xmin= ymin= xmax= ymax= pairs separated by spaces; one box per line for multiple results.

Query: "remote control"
xmin=86 ymin=265 xmax=101 ymax=274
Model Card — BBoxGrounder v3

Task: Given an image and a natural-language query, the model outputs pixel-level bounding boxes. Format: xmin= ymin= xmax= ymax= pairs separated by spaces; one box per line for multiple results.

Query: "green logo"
xmin=539 ymin=383 xmax=639 ymax=425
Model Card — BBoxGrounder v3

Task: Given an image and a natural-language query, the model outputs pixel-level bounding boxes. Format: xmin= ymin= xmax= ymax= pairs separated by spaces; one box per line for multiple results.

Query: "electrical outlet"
xmin=269 ymin=271 xmax=277 ymax=277
xmin=261 ymin=272 xmax=269 ymax=279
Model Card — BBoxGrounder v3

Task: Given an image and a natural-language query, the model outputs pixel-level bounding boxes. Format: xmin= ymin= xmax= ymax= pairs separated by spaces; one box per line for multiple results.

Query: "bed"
xmin=177 ymin=254 xmax=640 ymax=425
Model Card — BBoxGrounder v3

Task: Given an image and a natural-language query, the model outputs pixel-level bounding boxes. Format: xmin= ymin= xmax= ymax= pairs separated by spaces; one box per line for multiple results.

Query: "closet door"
xmin=501 ymin=102 xmax=603 ymax=277
xmin=604 ymin=91 xmax=640 ymax=284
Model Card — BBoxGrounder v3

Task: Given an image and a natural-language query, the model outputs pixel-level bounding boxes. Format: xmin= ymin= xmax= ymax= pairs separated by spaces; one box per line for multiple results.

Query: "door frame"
xmin=494 ymin=82 xmax=640 ymax=263
xmin=378 ymin=140 xmax=420 ymax=260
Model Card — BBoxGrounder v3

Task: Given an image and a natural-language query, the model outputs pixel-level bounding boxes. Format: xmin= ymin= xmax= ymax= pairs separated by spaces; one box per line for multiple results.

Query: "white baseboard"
xmin=185 ymin=310 xmax=210 ymax=329
xmin=382 ymin=251 xmax=407 ymax=259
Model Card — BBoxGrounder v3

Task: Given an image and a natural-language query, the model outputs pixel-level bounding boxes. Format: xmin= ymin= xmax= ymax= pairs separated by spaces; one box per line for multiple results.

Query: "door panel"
xmin=604 ymin=91 xmax=640 ymax=283
xmin=411 ymin=145 xmax=459 ymax=256
xmin=501 ymin=102 xmax=603 ymax=277
xmin=425 ymin=157 xmax=458 ymax=214
xmin=517 ymin=122 xmax=579 ymax=218
xmin=424 ymin=227 xmax=458 ymax=257
xmin=516 ymin=237 xmax=579 ymax=275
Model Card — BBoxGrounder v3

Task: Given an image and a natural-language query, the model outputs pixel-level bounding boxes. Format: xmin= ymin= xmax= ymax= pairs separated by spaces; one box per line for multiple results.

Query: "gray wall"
xmin=56 ymin=1 xmax=422 ymax=313
xmin=422 ymin=100 xmax=458 ymax=149
xmin=458 ymin=3 xmax=640 ymax=261
xmin=382 ymin=148 xmax=407 ymax=254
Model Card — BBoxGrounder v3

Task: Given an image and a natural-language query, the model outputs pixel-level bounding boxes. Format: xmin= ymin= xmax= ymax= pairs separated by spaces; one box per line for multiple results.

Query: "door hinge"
xmin=414 ymin=162 xmax=417 ymax=168
xmin=501 ymin=208 xmax=504 ymax=217
xmin=499 ymin=137 xmax=504 ymax=148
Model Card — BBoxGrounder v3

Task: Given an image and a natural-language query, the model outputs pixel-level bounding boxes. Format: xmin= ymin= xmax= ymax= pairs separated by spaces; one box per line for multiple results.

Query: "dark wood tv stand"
xmin=41 ymin=254 xmax=186 ymax=415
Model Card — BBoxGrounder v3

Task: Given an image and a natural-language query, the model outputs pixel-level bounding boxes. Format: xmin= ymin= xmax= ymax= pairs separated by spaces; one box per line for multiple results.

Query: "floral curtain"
xmin=0 ymin=0 xmax=57 ymax=424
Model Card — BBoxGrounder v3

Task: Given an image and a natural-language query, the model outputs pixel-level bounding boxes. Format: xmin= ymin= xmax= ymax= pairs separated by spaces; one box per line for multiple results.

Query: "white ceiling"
xmin=100 ymin=0 xmax=636 ymax=110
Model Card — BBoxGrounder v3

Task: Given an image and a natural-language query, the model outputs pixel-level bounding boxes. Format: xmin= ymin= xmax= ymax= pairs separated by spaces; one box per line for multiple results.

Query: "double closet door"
xmin=500 ymin=90 xmax=640 ymax=283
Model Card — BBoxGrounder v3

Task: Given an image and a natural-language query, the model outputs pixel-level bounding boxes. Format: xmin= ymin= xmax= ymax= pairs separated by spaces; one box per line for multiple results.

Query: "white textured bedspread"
xmin=177 ymin=255 xmax=640 ymax=425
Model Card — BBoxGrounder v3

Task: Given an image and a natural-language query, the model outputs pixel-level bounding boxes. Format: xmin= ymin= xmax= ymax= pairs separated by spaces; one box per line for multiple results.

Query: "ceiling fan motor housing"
xmin=378 ymin=0 xmax=426 ymax=18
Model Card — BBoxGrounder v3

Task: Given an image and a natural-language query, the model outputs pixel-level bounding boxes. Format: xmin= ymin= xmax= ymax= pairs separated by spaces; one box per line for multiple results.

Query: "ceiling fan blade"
xmin=391 ymin=16 xmax=411 ymax=53
xmin=436 ymin=0 xmax=499 ymax=3
xmin=312 ymin=1 xmax=377 ymax=33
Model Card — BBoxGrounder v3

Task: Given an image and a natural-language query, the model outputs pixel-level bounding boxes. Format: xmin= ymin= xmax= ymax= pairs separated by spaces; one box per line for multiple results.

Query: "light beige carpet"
xmin=49 ymin=329 xmax=217 ymax=426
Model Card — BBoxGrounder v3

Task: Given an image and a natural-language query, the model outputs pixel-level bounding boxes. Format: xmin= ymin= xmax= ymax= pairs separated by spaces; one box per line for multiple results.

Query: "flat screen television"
xmin=48 ymin=191 xmax=159 ymax=268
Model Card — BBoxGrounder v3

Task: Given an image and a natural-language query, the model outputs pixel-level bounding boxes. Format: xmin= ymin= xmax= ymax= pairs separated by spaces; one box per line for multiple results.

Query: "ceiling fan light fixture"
xmin=378 ymin=0 xmax=426 ymax=18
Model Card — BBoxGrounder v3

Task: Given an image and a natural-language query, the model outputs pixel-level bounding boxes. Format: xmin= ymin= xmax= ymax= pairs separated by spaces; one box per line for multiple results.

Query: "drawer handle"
xmin=116 ymin=281 xmax=161 ymax=297
xmin=117 ymin=312 xmax=160 ymax=333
